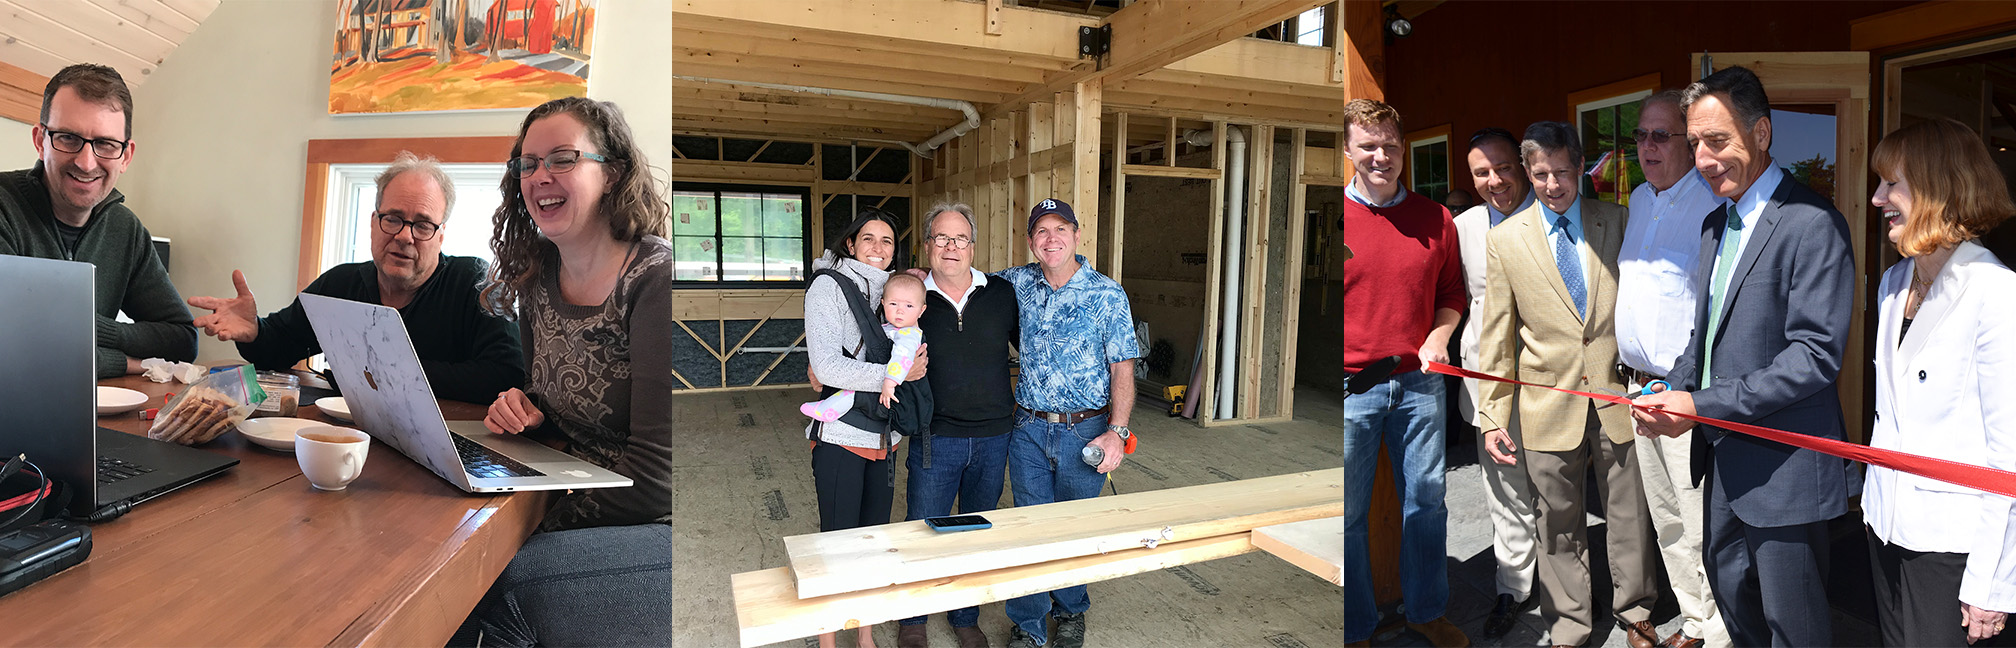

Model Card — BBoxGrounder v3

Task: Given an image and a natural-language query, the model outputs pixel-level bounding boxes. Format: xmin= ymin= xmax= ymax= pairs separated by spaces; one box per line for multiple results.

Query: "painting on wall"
xmin=329 ymin=0 xmax=596 ymax=115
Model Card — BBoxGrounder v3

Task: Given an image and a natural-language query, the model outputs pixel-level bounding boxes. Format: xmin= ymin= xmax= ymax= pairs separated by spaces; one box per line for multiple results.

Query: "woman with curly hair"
xmin=455 ymin=96 xmax=673 ymax=647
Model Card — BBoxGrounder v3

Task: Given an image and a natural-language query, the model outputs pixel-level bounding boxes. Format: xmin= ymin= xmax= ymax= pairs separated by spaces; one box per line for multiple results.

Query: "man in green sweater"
xmin=186 ymin=152 xmax=524 ymax=404
xmin=0 ymin=64 xmax=197 ymax=378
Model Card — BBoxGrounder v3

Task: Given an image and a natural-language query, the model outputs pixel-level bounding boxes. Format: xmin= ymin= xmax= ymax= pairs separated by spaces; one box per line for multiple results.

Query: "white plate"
xmin=236 ymin=417 xmax=323 ymax=452
xmin=315 ymin=397 xmax=352 ymax=422
xmin=97 ymin=386 xmax=149 ymax=416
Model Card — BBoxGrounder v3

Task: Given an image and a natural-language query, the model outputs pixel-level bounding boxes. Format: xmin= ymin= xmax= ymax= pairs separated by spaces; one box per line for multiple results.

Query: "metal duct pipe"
xmin=673 ymin=76 xmax=978 ymax=159
xmin=1184 ymin=126 xmax=1248 ymax=420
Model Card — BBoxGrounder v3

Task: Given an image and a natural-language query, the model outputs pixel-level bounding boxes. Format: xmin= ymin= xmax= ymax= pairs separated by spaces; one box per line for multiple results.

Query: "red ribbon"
xmin=1425 ymin=361 xmax=2016 ymax=499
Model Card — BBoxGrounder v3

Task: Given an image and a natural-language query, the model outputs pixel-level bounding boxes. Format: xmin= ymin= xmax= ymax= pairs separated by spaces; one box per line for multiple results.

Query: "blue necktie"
xmin=1553 ymin=216 xmax=1586 ymax=318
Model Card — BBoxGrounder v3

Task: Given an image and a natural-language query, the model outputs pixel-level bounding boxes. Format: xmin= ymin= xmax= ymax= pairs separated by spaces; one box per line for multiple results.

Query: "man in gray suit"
xmin=1635 ymin=66 xmax=1855 ymax=648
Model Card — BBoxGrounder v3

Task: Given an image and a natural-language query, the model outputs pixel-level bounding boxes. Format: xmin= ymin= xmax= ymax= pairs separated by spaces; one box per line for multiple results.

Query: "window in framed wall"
xmin=1408 ymin=133 xmax=1450 ymax=202
xmin=323 ymin=163 xmax=505 ymax=272
xmin=671 ymin=183 xmax=811 ymax=285
xmin=1575 ymin=89 xmax=1651 ymax=207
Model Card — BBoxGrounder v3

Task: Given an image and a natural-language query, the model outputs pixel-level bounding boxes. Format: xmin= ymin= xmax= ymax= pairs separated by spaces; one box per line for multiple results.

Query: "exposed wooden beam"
xmin=670 ymin=160 xmax=819 ymax=186
xmin=674 ymin=60 xmax=1014 ymax=105
xmin=673 ymin=32 xmax=1052 ymax=85
xmin=673 ymin=0 xmax=1092 ymax=60
xmin=676 ymin=14 xmax=1082 ymax=71
xmin=0 ymin=59 xmax=45 ymax=124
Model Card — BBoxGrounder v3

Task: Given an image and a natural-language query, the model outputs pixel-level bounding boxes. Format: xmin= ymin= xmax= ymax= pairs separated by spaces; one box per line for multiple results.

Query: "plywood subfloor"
xmin=673 ymin=386 xmax=1344 ymax=648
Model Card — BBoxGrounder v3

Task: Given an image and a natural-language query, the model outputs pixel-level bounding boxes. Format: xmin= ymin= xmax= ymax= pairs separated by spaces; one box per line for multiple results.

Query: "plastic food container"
xmin=254 ymin=371 xmax=300 ymax=417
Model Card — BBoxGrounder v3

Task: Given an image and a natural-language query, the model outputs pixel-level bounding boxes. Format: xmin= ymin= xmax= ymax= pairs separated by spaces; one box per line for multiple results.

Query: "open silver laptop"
xmin=296 ymin=293 xmax=631 ymax=493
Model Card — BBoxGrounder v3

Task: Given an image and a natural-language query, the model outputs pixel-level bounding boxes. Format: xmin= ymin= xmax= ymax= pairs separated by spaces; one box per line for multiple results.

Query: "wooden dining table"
xmin=0 ymin=370 xmax=550 ymax=646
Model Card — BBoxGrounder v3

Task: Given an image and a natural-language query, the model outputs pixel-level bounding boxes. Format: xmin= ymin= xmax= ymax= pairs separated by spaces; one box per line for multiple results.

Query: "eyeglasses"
xmin=929 ymin=234 xmax=973 ymax=250
xmin=507 ymin=149 xmax=609 ymax=178
xmin=375 ymin=212 xmax=440 ymax=241
xmin=1632 ymin=128 xmax=1684 ymax=144
xmin=41 ymin=125 xmax=127 ymax=160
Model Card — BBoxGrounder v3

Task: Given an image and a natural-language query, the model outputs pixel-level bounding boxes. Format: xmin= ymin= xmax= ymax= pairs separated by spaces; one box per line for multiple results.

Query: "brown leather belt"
xmin=1020 ymin=405 xmax=1108 ymax=424
xmin=1617 ymin=363 xmax=1664 ymax=387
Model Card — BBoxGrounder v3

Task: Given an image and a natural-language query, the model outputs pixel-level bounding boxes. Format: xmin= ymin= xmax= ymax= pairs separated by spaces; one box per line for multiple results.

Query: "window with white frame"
xmin=323 ymin=163 xmax=506 ymax=273
xmin=1574 ymin=90 xmax=1651 ymax=207
xmin=1408 ymin=133 xmax=1450 ymax=202
xmin=1295 ymin=6 xmax=1327 ymax=46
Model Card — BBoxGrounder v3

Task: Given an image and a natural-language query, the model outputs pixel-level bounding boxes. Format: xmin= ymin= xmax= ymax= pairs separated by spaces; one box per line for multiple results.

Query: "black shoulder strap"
xmin=811 ymin=268 xmax=879 ymax=359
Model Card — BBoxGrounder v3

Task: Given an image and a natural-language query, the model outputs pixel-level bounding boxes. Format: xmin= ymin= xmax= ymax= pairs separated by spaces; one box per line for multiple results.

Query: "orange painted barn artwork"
xmin=329 ymin=0 xmax=596 ymax=114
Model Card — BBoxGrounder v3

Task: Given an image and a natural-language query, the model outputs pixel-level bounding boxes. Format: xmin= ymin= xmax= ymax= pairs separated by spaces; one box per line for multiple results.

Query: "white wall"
xmin=123 ymin=0 xmax=670 ymax=362
xmin=0 ymin=119 xmax=37 ymax=171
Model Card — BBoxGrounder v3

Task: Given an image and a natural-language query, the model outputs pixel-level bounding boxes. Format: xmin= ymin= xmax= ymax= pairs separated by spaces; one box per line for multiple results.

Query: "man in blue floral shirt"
xmin=997 ymin=198 xmax=1141 ymax=648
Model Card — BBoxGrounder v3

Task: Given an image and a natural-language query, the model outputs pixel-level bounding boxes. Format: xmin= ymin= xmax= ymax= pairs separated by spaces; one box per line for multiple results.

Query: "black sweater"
xmin=918 ymin=274 xmax=1020 ymax=438
xmin=236 ymin=255 xmax=524 ymax=404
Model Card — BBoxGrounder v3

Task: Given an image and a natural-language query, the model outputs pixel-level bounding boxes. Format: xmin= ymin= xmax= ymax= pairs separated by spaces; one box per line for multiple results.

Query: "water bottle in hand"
xmin=1081 ymin=444 xmax=1104 ymax=467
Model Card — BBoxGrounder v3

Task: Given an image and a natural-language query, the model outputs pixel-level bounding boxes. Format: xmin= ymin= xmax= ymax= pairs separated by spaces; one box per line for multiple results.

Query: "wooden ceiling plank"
xmin=675 ymin=48 xmax=1033 ymax=96
xmin=672 ymin=105 xmax=950 ymax=136
xmin=1114 ymin=78 xmax=1339 ymax=113
xmin=16 ymin=0 xmax=178 ymax=65
xmin=673 ymin=116 xmax=939 ymax=143
xmin=0 ymin=0 xmax=157 ymax=83
xmin=1158 ymin=37 xmax=1341 ymax=89
xmin=673 ymin=0 xmax=1093 ymax=61
xmin=674 ymin=94 xmax=965 ymax=124
xmin=673 ymin=60 xmax=1013 ymax=105
xmin=981 ymin=0 xmax=1321 ymax=119
xmin=675 ymin=16 xmax=1081 ymax=72
xmin=674 ymin=30 xmax=1053 ymax=85
xmin=82 ymin=0 xmax=198 ymax=41
xmin=151 ymin=0 xmax=216 ymax=24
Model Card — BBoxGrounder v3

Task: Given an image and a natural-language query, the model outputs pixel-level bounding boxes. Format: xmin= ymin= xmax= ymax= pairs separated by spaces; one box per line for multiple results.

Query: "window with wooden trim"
xmin=671 ymin=182 xmax=811 ymax=286
xmin=323 ymin=163 xmax=505 ymax=272
xmin=1407 ymin=132 xmax=1450 ymax=202
xmin=1567 ymin=75 xmax=1660 ymax=207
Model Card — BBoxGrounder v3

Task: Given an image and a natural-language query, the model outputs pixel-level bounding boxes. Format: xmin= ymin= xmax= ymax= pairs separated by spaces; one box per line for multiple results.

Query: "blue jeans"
xmin=453 ymin=524 xmax=672 ymax=647
xmin=1343 ymin=370 xmax=1449 ymax=642
xmin=899 ymin=432 xmax=1011 ymax=628
xmin=1005 ymin=409 xmax=1110 ymax=644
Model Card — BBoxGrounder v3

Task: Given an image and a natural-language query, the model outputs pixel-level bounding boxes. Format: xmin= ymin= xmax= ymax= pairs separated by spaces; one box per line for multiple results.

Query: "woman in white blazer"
xmin=1865 ymin=117 xmax=2016 ymax=647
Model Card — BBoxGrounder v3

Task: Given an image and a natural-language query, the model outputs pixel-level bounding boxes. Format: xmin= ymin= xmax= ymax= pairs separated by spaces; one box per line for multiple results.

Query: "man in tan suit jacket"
xmin=1477 ymin=122 xmax=1658 ymax=648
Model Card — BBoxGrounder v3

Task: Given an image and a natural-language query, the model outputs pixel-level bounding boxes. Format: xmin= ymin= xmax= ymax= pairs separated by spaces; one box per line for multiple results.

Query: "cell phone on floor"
xmin=924 ymin=515 xmax=992 ymax=532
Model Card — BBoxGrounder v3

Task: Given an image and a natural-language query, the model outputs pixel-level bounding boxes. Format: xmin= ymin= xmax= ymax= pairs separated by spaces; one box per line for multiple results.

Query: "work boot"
xmin=953 ymin=626 xmax=990 ymax=648
xmin=898 ymin=624 xmax=929 ymax=648
xmin=1407 ymin=616 xmax=1471 ymax=648
xmin=1052 ymin=613 xmax=1085 ymax=648
xmin=1004 ymin=626 xmax=1040 ymax=648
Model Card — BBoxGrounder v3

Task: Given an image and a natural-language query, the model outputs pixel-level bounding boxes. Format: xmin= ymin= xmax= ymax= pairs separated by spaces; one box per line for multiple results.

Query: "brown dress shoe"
xmin=1622 ymin=621 xmax=1660 ymax=648
xmin=952 ymin=625 xmax=989 ymax=648
xmin=1660 ymin=631 xmax=1703 ymax=648
xmin=897 ymin=624 xmax=929 ymax=648
xmin=1407 ymin=617 xmax=1472 ymax=648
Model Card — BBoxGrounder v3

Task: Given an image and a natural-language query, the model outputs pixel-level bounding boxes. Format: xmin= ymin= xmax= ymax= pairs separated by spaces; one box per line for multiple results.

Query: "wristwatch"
xmin=1107 ymin=425 xmax=1130 ymax=439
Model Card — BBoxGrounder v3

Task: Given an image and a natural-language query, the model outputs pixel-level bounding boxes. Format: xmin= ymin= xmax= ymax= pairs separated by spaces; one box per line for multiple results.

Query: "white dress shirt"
xmin=924 ymin=267 xmax=988 ymax=313
xmin=1616 ymin=169 xmax=1722 ymax=376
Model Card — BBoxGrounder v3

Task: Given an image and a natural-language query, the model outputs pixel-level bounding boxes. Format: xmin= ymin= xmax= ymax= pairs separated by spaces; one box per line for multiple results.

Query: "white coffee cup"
xmin=296 ymin=426 xmax=369 ymax=491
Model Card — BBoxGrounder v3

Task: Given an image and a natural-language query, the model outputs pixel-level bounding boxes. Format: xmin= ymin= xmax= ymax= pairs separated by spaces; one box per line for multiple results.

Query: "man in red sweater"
xmin=1341 ymin=99 xmax=1468 ymax=648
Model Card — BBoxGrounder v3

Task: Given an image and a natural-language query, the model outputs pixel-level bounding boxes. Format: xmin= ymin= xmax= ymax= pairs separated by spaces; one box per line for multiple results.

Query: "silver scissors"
xmin=1596 ymin=379 xmax=1671 ymax=409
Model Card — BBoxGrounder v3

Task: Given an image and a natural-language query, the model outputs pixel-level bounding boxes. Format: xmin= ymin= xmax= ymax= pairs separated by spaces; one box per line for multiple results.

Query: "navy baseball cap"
xmin=1028 ymin=198 xmax=1078 ymax=235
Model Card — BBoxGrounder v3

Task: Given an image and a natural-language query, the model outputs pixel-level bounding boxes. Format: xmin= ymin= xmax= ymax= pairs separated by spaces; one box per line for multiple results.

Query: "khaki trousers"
xmin=1477 ymin=413 xmax=1539 ymax=599
xmin=1527 ymin=404 xmax=1657 ymax=646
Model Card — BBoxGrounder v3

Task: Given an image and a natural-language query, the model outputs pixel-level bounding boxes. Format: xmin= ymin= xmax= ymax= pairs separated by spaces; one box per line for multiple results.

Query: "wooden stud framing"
xmin=1279 ymin=128 xmax=1311 ymax=416
xmin=1240 ymin=125 xmax=1274 ymax=419
xmin=1110 ymin=111 xmax=1128 ymax=284
xmin=1072 ymin=79 xmax=1103 ymax=270
xmin=1195 ymin=120 xmax=1228 ymax=424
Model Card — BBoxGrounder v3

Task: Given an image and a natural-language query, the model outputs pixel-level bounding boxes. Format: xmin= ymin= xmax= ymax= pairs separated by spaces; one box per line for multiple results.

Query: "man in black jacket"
xmin=186 ymin=152 xmax=523 ymax=404
xmin=895 ymin=203 xmax=1019 ymax=648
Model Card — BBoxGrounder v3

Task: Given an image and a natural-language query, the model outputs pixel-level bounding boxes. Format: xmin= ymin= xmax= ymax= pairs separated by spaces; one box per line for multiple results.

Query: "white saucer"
xmin=237 ymin=417 xmax=322 ymax=452
xmin=315 ymin=396 xmax=353 ymax=422
xmin=97 ymin=386 xmax=150 ymax=416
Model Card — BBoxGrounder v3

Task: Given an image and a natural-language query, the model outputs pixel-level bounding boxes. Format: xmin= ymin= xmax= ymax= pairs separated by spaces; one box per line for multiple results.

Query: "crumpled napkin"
xmin=139 ymin=358 xmax=207 ymax=384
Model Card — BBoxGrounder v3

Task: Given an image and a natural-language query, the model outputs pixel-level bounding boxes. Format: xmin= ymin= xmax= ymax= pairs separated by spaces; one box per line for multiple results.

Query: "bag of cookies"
xmin=148 ymin=365 xmax=268 ymax=445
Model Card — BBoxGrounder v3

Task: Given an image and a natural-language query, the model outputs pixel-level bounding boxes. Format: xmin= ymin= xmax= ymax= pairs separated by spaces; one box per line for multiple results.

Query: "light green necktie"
xmin=1701 ymin=204 xmax=1744 ymax=388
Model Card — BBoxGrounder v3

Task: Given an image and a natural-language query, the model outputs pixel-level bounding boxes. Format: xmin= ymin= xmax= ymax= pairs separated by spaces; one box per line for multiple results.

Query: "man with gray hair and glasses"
xmin=895 ymin=202 xmax=1021 ymax=648
xmin=186 ymin=151 xmax=524 ymax=403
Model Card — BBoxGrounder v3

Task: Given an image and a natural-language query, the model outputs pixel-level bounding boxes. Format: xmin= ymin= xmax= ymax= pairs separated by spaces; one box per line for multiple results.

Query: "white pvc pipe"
xmin=673 ymin=75 xmax=979 ymax=159
xmin=1186 ymin=127 xmax=1247 ymax=420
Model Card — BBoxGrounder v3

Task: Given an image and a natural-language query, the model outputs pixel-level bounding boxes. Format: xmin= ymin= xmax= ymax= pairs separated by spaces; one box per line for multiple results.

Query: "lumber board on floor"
xmin=735 ymin=533 xmax=1258 ymax=647
xmin=1253 ymin=516 xmax=1342 ymax=585
xmin=782 ymin=468 xmax=1342 ymax=599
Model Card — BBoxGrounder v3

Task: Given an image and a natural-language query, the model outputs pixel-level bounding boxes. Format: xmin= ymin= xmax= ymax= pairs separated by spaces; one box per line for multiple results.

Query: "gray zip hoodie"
xmin=802 ymin=251 xmax=902 ymax=451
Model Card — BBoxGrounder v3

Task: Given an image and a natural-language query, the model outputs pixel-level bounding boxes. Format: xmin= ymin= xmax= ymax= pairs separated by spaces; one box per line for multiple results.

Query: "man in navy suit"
xmin=1634 ymin=66 xmax=1855 ymax=647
